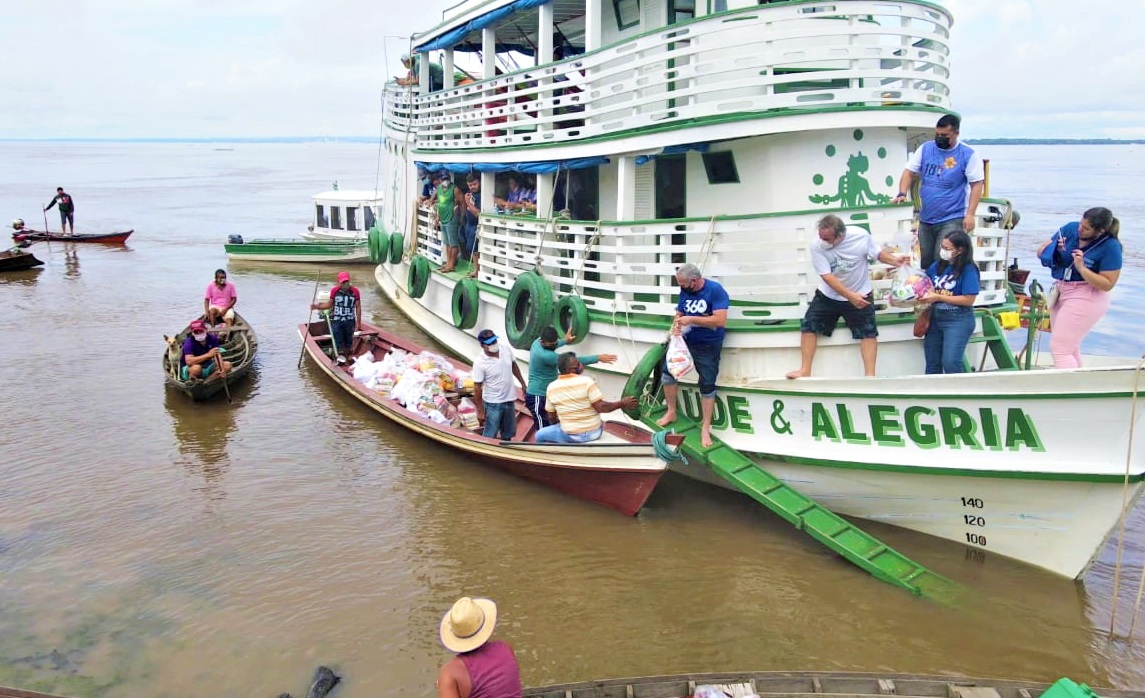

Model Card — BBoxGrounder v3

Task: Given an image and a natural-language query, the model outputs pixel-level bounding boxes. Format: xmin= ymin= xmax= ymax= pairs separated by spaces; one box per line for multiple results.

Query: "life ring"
xmin=451 ymin=278 xmax=480 ymax=329
xmin=368 ymin=227 xmax=390 ymax=263
xmin=621 ymin=341 xmax=667 ymax=419
xmin=388 ymin=231 xmax=405 ymax=265
xmin=407 ymin=255 xmax=431 ymax=298
xmin=555 ymin=295 xmax=590 ymax=344
xmin=504 ymin=271 xmax=554 ymax=350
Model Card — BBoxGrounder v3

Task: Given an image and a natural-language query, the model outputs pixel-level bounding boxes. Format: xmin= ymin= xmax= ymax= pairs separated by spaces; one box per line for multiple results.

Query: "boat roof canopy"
xmin=414 ymin=0 xmax=585 ymax=55
xmin=311 ymin=190 xmax=384 ymax=204
xmin=417 ymin=156 xmax=609 ymax=175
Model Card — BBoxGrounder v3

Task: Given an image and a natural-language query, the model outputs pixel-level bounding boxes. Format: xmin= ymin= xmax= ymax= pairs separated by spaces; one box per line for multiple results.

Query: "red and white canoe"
xmin=299 ymin=320 xmax=680 ymax=515
xmin=12 ymin=229 xmax=133 ymax=244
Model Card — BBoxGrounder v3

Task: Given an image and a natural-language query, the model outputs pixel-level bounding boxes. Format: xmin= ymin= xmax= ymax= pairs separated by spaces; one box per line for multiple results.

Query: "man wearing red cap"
xmin=311 ymin=271 xmax=361 ymax=364
xmin=182 ymin=319 xmax=232 ymax=380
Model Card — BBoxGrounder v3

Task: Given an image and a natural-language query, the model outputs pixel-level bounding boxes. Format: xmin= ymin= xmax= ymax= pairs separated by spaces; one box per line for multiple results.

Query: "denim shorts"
xmin=800 ymin=290 xmax=878 ymax=340
xmin=661 ymin=339 xmax=722 ymax=398
xmin=441 ymin=217 xmax=462 ymax=247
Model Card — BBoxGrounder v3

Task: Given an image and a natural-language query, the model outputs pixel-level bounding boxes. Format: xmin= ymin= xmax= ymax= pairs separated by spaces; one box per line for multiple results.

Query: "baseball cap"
xmin=190 ymin=319 xmax=206 ymax=332
xmin=477 ymin=329 xmax=498 ymax=345
xmin=337 ymin=271 xmax=351 ymax=283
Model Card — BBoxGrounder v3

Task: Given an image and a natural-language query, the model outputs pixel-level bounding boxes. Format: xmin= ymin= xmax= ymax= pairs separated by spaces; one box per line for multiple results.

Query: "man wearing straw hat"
xmin=436 ymin=596 xmax=522 ymax=698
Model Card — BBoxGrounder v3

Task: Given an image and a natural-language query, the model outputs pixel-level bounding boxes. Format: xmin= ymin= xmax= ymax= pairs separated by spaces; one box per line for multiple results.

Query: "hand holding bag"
xmin=912 ymin=304 xmax=932 ymax=338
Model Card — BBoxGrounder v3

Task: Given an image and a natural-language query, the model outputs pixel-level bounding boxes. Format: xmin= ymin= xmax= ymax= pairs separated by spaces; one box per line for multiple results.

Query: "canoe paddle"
xmin=298 ymin=268 xmax=322 ymax=368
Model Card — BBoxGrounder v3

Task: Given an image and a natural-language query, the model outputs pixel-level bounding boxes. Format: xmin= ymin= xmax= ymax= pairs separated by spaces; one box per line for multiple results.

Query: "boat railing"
xmin=414 ymin=201 xmax=1009 ymax=324
xmin=384 ymin=0 xmax=952 ymax=151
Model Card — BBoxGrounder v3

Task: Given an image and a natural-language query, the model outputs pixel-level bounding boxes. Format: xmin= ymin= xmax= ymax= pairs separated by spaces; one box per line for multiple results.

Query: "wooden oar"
xmin=298 ymin=268 xmax=322 ymax=368
xmin=41 ymin=205 xmax=52 ymax=261
xmin=219 ymin=350 xmax=232 ymax=404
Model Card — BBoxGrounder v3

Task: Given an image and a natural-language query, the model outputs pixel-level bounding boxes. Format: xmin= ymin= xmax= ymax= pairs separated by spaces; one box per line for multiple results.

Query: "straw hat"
xmin=439 ymin=597 xmax=498 ymax=653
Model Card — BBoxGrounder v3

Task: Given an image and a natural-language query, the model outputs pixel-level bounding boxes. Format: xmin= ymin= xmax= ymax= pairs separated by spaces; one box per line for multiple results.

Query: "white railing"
xmin=384 ymin=0 xmax=952 ymax=151
xmin=413 ymin=201 xmax=1011 ymax=323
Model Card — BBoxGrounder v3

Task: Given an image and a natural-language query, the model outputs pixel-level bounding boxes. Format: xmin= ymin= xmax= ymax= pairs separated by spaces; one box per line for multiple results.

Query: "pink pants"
xmin=1049 ymin=281 xmax=1111 ymax=369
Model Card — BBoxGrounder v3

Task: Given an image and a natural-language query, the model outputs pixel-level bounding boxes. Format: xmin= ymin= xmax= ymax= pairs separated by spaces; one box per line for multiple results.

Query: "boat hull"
xmin=225 ymin=239 xmax=371 ymax=264
xmin=13 ymin=229 xmax=132 ymax=243
xmin=163 ymin=314 xmax=259 ymax=401
xmin=0 ymin=250 xmax=44 ymax=271
xmin=299 ymin=320 xmax=671 ymax=515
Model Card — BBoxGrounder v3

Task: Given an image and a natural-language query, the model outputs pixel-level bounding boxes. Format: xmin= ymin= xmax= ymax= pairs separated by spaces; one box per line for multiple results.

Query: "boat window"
xmin=670 ymin=0 xmax=695 ymax=24
xmin=654 ymin=154 xmax=686 ymax=219
xmin=702 ymin=151 xmax=740 ymax=184
xmin=364 ymin=206 xmax=376 ymax=230
xmin=711 ymin=0 xmax=727 ymax=11
xmin=331 ymin=206 xmax=342 ymax=230
xmin=555 ymin=169 xmax=600 ymax=221
xmin=347 ymin=207 xmax=359 ymax=232
xmin=315 ymin=204 xmax=328 ymax=228
xmin=613 ymin=0 xmax=640 ymax=29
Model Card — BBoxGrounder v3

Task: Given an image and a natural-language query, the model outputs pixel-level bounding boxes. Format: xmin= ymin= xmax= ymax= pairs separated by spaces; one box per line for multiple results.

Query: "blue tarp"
xmin=416 ymin=157 xmax=608 ymax=175
xmin=635 ymin=142 xmax=711 ymax=165
xmin=417 ymin=0 xmax=551 ymax=53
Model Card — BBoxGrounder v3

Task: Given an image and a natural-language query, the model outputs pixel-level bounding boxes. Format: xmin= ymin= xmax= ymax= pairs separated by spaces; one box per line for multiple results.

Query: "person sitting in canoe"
xmin=534 ymin=352 xmax=637 ymax=444
xmin=182 ymin=319 xmax=231 ymax=381
xmin=204 ymin=268 xmax=238 ymax=328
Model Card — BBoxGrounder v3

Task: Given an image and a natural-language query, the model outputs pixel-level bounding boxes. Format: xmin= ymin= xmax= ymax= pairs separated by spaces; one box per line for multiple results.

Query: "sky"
xmin=2 ymin=0 xmax=1142 ymax=140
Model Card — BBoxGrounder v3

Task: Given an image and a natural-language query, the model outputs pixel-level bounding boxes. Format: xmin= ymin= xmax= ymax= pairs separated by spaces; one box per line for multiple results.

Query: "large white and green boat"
xmin=370 ymin=0 xmax=1145 ymax=580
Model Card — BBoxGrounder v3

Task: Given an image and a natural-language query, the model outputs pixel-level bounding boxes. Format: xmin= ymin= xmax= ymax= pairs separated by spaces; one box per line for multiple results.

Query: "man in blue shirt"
xmin=656 ymin=263 xmax=730 ymax=448
xmin=893 ymin=114 xmax=984 ymax=268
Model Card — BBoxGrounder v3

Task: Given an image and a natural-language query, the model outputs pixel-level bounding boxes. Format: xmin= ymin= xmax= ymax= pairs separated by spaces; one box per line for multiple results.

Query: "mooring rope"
xmin=1109 ymin=351 xmax=1145 ymax=638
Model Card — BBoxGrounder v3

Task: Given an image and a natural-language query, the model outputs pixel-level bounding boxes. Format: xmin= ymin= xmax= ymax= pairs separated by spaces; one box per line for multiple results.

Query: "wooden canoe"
xmin=0 ymin=248 xmax=44 ymax=271
xmin=523 ymin=672 xmax=1145 ymax=698
xmin=12 ymin=229 xmax=133 ymax=244
xmin=163 ymin=312 xmax=259 ymax=401
xmin=299 ymin=319 xmax=680 ymax=515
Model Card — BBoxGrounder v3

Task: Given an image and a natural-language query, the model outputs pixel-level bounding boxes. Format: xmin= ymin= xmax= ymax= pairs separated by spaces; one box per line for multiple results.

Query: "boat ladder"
xmin=638 ymin=408 xmax=960 ymax=601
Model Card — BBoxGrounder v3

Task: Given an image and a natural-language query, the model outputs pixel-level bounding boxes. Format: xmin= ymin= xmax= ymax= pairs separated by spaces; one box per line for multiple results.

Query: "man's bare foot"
xmin=439 ymin=265 xmax=455 ymax=273
xmin=785 ymin=369 xmax=809 ymax=380
xmin=701 ymin=430 xmax=713 ymax=448
xmin=656 ymin=412 xmax=677 ymax=427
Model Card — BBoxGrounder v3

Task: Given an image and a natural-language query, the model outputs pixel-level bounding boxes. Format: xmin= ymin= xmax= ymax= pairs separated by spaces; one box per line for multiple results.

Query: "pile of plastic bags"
xmin=350 ymin=349 xmax=475 ymax=428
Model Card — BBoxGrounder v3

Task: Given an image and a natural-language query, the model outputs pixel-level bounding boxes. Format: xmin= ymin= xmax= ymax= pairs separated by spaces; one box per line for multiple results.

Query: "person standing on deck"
xmin=432 ymin=170 xmax=465 ymax=273
xmin=785 ymin=215 xmax=906 ymax=381
xmin=44 ymin=187 xmax=75 ymax=236
xmin=525 ymin=326 xmax=616 ymax=428
xmin=892 ymin=114 xmax=984 ymax=269
xmin=472 ymin=329 xmax=527 ymax=441
xmin=655 ymin=263 xmax=730 ymax=448
xmin=310 ymin=271 xmax=361 ymax=365
xmin=435 ymin=596 xmax=522 ymax=698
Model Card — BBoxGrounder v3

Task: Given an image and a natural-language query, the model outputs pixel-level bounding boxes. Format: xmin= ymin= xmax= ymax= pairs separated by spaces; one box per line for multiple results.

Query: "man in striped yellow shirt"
xmin=534 ymin=353 xmax=637 ymax=444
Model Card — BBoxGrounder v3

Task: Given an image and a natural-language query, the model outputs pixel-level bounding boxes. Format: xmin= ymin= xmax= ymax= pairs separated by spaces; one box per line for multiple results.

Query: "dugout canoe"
xmin=163 ymin=312 xmax=259 ymax=401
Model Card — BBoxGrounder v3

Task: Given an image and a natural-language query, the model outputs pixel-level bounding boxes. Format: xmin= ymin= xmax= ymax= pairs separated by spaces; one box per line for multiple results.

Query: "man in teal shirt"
xmin=526 ymin=326 xmax=616 ymax=428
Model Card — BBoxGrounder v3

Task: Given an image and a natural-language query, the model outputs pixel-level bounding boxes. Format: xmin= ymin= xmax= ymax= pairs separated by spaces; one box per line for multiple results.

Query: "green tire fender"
xmin=368 ymin=227 xmax=389 ymax=263
xmin=407 ymin=254 xmax=431 ymax=298
xmin=554 ymin=295 xmax=590 ymax=344
xmin=622 ymin=341 xmax=667 ymax=419
xmin=388 ymin=231 xmax=405 ymax=265
xmin=451 ymin=278 xmax=480 ymax=330
xmin=504 ymin=271 xmax=554 ymax=350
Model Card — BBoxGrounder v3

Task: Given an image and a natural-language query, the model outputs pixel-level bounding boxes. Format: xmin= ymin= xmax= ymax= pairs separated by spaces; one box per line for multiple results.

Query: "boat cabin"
xmin=310 ymin=190 xmax=384 ymax=238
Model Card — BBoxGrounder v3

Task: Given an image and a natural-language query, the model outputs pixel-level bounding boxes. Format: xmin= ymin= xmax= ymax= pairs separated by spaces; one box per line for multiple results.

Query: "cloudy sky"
xmin=2 ymin=0 xmax=1141 ymax=139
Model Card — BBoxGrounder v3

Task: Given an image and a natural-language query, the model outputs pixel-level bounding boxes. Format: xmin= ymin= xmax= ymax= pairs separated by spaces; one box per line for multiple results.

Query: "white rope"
xmin=1109 ymin=351 xmax=1145 ymax=638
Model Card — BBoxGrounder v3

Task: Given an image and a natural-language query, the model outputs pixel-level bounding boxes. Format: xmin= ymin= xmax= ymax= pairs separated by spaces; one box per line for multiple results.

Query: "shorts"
xmin=800 ymin=290 xmax=878 ymax=340
xmin=209 ymin=306 xmax=236 ymax=322
xmin=60 ymin=210 xmax=74 ymax=226
xmin=441 ymin=217 xmax=462 ymax=247
xmin=661 ymin=339 xmax=722 ymax=398
xmin=181 ymin=360 xmax=217 ymax=381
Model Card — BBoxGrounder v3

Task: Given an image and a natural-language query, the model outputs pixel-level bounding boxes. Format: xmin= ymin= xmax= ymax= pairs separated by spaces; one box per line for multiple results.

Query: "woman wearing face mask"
xmin=1036 ymin=207 xmax=1122 ymax=369
xmin=919 ymin=231 xmax=980 ymax=374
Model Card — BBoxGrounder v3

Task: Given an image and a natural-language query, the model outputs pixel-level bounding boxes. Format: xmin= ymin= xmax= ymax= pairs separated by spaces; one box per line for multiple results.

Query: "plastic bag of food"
xmin=457 ymin=397 xmax=480 ymax=430
xmin=666 ymin=334 xmax=694 ymax=379
xmin=888 ymin=265 xmax=933 ymax=307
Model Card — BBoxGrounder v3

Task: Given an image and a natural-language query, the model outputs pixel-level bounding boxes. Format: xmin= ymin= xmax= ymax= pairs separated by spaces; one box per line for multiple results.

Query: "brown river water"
xmin=1 ymin=142 xmax=1144 ymax=697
